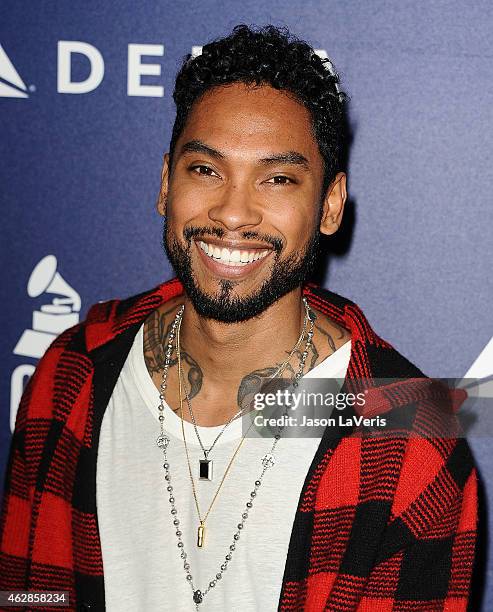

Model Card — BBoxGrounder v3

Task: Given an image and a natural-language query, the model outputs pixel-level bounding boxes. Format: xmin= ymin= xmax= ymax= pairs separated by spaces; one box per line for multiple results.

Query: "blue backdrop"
xmin=2 ymin=1 xmax=492 ymax=607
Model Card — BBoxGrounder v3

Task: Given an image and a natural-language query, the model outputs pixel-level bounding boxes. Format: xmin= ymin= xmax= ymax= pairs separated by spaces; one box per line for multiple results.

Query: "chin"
xmin=183 ymin=272 xmax=297 ymax=323
xmin=164 ymin=223 xmax=320 ymax=323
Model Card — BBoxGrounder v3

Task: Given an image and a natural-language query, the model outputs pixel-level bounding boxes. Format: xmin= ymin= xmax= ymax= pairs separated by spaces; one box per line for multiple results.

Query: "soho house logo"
xmin=0 ymin=42 xmax=332 ymax=98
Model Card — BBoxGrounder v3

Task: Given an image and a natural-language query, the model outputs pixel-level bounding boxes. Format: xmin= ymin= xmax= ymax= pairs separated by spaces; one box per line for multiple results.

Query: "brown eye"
xmin=266 ymin=175 xmax=294 ymax=185
xmin=191 ymin=165 xmax=219 ymax=177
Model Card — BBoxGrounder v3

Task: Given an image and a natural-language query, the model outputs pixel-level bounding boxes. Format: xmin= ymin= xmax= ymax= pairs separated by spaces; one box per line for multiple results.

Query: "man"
xmin=0 ymin=25 xmax=477 ymax=611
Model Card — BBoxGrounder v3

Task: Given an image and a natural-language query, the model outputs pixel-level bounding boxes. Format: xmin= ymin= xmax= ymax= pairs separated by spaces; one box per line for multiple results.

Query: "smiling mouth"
xmin=197 ymin=240 xmax=272 ymax=267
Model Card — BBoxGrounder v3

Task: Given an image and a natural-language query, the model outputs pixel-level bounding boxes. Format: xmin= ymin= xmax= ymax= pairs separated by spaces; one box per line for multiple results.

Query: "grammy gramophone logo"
xmin=10 ymin=255 xmax=81 ymax=431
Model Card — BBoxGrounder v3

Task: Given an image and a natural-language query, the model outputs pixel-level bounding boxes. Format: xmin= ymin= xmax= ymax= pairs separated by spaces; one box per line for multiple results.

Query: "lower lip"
xmin=195 ymin=242 xmax=273 ymax=279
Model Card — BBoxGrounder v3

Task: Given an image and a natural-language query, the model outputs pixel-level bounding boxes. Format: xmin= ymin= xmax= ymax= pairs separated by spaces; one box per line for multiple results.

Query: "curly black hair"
xmin=169 ymin=24 xmax=348 ymax=194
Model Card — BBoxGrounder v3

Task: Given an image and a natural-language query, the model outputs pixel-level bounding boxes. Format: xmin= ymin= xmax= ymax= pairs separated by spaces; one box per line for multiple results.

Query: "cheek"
xmin=266 ymin=206 xmax=317 ymax=251
xmin=167 ymin=184 xmax=214 ymax=226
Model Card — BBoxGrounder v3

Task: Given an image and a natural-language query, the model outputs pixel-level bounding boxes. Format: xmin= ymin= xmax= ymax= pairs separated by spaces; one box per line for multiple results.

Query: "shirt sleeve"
xmin=360 ymin=438 xmax=479 ymax=611
xmin=0 ymin=370 xmax=37 ymax=589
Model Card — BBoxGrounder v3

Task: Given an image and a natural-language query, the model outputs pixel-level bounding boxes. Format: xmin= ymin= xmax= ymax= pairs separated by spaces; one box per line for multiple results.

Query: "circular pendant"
xmin=193 ymin=590 xmax=203 ymax=604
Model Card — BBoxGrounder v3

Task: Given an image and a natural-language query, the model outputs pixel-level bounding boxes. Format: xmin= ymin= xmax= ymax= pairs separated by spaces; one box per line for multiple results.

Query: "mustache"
xmin=183 ymin=225 xmax=284 ymax=254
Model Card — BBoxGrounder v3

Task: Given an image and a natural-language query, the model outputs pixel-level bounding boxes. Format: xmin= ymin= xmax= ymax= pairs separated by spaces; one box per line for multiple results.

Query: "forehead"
xmin=177 ymin=82 xmax=321 ymax=164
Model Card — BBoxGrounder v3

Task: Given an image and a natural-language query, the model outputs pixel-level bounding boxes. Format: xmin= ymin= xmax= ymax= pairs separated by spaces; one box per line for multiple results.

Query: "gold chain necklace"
xmin=156 ymin=299 xmax=316 ymax=606
xmin=175 ymin=301 xmax=311 ymax=548
xmin=178 ymin=305 xmax=310 ymax=482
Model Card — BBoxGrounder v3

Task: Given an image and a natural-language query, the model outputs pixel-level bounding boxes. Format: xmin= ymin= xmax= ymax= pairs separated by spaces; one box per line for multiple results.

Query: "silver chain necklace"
xmin=179 ymin=305 xmax=310 ymax=481
xmin=179 ymin=375 xmax=247 ymax=481
xmin=156 ymin=299 xmax=315 ymax=609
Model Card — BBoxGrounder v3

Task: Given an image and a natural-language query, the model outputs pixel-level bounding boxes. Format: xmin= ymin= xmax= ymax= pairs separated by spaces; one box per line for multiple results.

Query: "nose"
xmin=207 ymin=181 xmax=262 ymax=231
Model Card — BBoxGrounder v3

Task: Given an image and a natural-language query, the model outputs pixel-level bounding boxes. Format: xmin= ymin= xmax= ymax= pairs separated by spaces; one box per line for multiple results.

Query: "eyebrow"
xmin=259 ymin=151 xmax=310 ymax=170
xmin=179 ymin=140 xmax=310 ymax=170
xmin=180 ymin=140 xmax=224 ymax=160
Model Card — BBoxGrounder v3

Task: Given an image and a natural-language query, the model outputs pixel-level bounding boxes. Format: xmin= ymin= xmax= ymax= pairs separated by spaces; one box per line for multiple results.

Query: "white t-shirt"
xmin=96 ymin=323 xmax=351 ymax=611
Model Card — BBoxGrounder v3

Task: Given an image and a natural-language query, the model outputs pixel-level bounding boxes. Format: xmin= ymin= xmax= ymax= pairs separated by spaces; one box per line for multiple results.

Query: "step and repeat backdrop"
xmin=2 ymin=0 xmax=492 ymax=606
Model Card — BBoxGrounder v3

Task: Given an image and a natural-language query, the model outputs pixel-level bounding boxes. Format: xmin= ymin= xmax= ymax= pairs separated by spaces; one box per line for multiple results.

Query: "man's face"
xmin=160 ymin=82 xmax=344 ymax=323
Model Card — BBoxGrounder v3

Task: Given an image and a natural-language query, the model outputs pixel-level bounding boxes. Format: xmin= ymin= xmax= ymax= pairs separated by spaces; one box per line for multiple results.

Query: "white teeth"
xmin=198 ymin=241 xmax=270 ymax=265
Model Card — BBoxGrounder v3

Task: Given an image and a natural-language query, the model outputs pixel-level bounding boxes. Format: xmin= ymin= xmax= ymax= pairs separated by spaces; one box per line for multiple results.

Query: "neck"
xmin=143 ymin=283 xmax=352 ymax=425
xmin=179 ymin=288 xmax=306 ymax=387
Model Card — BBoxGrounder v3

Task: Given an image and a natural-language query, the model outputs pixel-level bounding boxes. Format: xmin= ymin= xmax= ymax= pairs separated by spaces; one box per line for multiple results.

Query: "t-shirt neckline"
xmin=130 ymin=322 xmax=351 ymax=446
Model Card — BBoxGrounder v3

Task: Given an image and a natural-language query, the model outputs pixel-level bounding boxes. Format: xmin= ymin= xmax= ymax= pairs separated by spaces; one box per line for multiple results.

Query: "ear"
xmin=156 ymin=153 xmax=170 ymax=216
xmin=319 ymin=172 xmax=347 ymax=236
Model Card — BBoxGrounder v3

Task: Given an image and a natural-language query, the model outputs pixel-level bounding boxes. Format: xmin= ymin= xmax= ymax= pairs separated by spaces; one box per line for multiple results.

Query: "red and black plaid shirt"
xmin=0 ymin=279 xmax=478 ymax=610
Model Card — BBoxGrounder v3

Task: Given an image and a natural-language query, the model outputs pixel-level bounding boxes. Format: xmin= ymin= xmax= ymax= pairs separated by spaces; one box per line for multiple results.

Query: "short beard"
xmin=162 ymin=219 xmax=320 ymax=324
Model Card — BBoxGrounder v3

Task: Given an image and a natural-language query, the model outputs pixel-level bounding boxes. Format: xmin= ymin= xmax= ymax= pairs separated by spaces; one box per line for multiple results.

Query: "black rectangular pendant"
xmin=199 ymin=459 xmax=213 ymax=480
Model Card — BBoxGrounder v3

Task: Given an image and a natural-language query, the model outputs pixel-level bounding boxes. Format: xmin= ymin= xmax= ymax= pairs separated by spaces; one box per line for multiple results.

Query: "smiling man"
xmin=0 ymin=25 xmax=478 ymax=611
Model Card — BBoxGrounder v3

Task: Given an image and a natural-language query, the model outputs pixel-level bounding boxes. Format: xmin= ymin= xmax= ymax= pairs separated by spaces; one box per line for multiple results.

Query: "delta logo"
xmin=0 ymin=41 xmax=168 ymax=98
xmin=0 ymin=44 xmax=31 ymax=98
xmin=0 ymin=42 xmax=333 ymax=100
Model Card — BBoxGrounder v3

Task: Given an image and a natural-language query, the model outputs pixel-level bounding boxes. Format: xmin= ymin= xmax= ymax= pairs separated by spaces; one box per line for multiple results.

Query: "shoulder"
xmin=304 ymin=283 xmax=426 ymax=379
xmin=305 ymin=285 xmax=478 ymax=541
xmin=38 ymin=285 xmax=154 ymax=361
xmin=16 ymin=280 xmax=182 ymax=425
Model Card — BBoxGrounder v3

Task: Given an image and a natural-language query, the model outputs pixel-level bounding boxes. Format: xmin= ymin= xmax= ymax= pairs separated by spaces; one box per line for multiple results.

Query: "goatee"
xmin=162 ymin=219 xmax=320 ymax=323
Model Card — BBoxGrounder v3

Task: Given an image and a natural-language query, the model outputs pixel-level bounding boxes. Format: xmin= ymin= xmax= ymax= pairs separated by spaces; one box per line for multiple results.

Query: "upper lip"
xmin=194 ymin=238 xmax=274 ymax=251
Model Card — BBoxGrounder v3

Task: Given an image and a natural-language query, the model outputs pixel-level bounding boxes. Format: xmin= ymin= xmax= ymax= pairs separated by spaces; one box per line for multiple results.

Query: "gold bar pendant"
xmin=197 ymin=522 xmax=205 ymax=548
